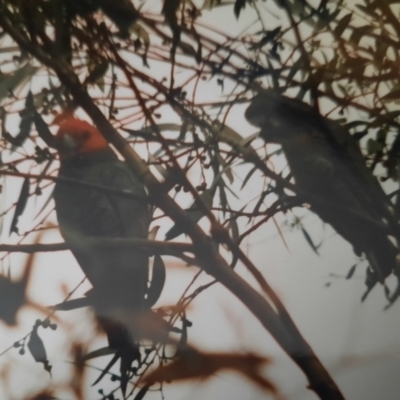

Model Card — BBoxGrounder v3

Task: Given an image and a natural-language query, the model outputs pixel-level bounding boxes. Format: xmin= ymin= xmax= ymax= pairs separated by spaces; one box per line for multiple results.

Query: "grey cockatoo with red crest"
xmin=53 ymin=117 xmax=164 ymax=393
xmin=245 ymin=90 xmax=399 ymax=296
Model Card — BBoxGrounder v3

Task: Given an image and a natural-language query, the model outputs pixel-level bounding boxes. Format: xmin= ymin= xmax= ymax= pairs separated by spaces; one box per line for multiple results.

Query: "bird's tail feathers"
xmin=96 ymin=316 xmax=141 ymax=397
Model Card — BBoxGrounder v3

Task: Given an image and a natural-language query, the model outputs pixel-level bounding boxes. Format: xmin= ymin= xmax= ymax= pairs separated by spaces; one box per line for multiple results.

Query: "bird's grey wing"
xmin=55 ymin=162 xmax=150 ymax=313
xmin=324 ymin=119 xmax=394 ymax=219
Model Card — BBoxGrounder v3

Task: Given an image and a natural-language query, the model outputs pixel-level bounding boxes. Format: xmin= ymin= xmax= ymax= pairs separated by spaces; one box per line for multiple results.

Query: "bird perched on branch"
xmin=53 ymin=117 xmax=154 ymax=392
xmin=245 ymin=90 xmax=399 ymax=293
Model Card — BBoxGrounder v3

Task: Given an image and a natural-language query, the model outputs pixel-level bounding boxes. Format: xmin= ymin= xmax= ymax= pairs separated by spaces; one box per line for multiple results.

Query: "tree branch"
xmin=0 ymin=238 xmax=194 ymax=257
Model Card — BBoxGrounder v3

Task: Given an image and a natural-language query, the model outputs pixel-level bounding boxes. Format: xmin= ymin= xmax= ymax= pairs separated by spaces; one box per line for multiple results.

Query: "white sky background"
xmin=0 ymin=1 xmax=400 ymax=399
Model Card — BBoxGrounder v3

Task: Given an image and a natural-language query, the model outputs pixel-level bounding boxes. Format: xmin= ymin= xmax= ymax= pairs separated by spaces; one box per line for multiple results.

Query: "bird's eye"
xmin=60 ymin=133 xmax=77 ymax=149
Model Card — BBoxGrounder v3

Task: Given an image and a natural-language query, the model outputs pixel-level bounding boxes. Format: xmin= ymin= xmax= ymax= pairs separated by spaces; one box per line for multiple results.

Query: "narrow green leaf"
xmin=10 ymin=177 xmax=30 ymax=235
xmin=241 ymin=165 xmax=258 ymax=189
xmin=216 ymin=153 xmax=234 ymax=184
xmin=301 ymin=226 xmax=320 ymax=255
xmin=361 ymin=267 xmax=378 ymax=301
xmin=333 ymin=13 xmax=352 ymax=37
xmin=240 ymin=132 xmax=259 ymax=147
xmin=12 ymin=92 xmax=35 ymax=149
xmin=234 ymin=0 xmax=247 ymax=18
xmin=50 ymin=297 xmax=90 ymax=311
xmin=83 ymin=346 xmax=116 ymax=361
xmin=92 ymin=350 xmax=121 ymax=386
xmin=33 ymin=111 xmax=58 ymax=148
xmin=346 ymin=264 xmax=357 ymax=279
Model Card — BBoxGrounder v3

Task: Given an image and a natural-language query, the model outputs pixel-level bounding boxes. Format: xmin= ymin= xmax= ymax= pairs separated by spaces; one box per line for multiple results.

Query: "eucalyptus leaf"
xmin=0 ymin=64 xmax=38 ymax=105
